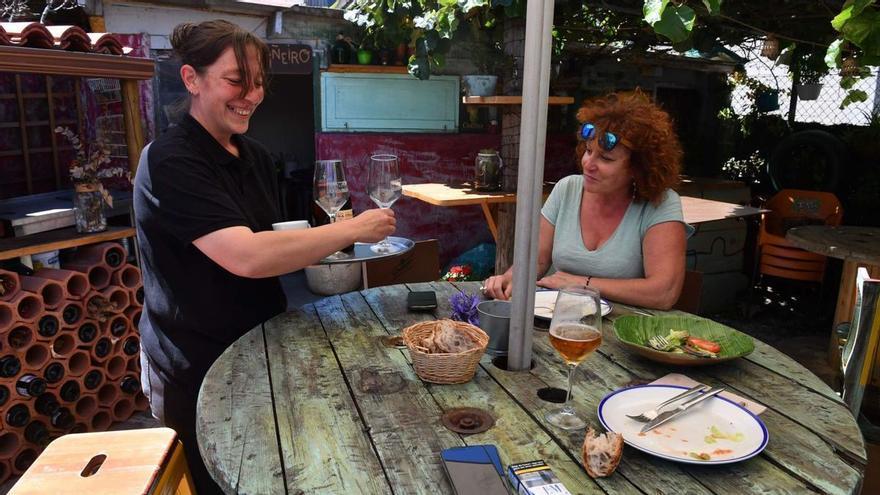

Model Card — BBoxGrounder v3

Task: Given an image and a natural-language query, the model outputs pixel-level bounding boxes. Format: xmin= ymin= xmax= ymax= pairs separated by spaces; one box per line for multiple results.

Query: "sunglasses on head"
xmin=579 ymin=123 xmax=627 ymax=151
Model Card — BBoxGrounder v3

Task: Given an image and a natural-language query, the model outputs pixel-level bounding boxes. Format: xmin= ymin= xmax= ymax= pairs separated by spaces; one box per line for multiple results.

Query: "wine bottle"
xmin=134 ymin=286 xmax=144 ymax=305
xmin=16 ymin=374 xmax=47 ymax=398
xmin=24 ymin=420 xmax=49 ymax=446
xmin=5 ymin=404 xmax=30 ymax=428
xmin=0 ymin=355 xmax=21 ymax=378
xmin=122 ymin=336 xmax=139 ymax=356
xmin=34 ymin=392 xmax=60 ymax=416
xmin=43 ymin=362 xmax=65 ymax=384
xmin=50 ymin=407 xmax=74 ymax=430
xmin=83 ymin=369 xmax=104 ymax=391
xmin=109 ymin=318 xmax=127 ymax=338
xmin=0 ymin=386 xmax=8 ymax=407
xmin=78 ymin=322 xmax=98 ymax=344
xmin=59 ymin=380 xmax=80 ymax=403
xmin=62 ymin=303 xmax=81 ymax=325
xmin=120 ymin=375 xmax=141 ymax=395
xmin=94 ymin=337 xmax=112 ymax=359
xmin=37 ymin=314 xmax=60 ymax=339
xmin=14 ymin=448 xmax=37 ymax=472
xmin=104 ymin=246 xmax=124 ymax=268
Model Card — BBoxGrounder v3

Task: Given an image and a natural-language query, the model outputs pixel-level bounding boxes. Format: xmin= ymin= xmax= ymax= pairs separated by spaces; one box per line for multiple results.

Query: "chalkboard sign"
xmin=268 ymin=44 xmax=312 ymax=75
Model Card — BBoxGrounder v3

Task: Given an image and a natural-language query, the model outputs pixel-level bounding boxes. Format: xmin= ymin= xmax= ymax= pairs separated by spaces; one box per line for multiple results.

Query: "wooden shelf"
xmin=0 ymin=92 xmax=75 ymax=99
xmin=0 ymin=46 xmax=154 ymax=80
xmin=462 ymin=95 xmax=575 ymax=105
xmin=0 ymin=119 xmax=76 ymax=128
xmin=325 ymin=64 xmax=409 ymax=74
xmin=0 ymin=226 xmax=135 ymax=260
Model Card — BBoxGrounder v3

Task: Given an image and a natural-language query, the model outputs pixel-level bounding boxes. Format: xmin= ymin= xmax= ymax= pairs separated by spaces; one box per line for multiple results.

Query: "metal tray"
xmin=318 ymin=236 xmax=415 ymax=265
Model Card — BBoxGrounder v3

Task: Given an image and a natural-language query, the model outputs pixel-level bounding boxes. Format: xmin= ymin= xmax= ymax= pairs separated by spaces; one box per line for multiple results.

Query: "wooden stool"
xmin=10 ymin=427 xmax=196 ymax=495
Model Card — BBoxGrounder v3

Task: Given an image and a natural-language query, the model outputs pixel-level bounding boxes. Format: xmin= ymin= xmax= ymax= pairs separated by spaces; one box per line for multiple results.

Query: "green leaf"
xmin=652 ymin=4 xmax=696 ymax=43
xmin=825 ymin=38 xmax=844 ymax=68
xmin=408 ymin=54 xmax=431 ymax=80
xmin=840 ymin=88 xmax=868 ymax=108
xmin=832 ymin=0 xmax=875 ymax=30
xmin=458 ymin=0 xmax=487 ymax=12
xmin=841 ymin=10 xmax=880 ymax=54
xmin=702 ymin=0 xmax=722 ymax=15
xmin=643 ymin=0 xmax=669 ymax=25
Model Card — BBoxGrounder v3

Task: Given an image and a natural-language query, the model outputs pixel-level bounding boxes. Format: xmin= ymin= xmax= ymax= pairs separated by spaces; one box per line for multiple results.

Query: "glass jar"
xmin=474 ymin=151 xmax=503 ymax=192
xmin=73 ymin=183 xmax=107 ymax=233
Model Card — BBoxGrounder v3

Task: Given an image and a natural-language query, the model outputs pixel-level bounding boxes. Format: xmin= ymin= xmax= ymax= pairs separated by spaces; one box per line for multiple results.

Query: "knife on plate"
xmin=640 ymin=387 xmax=725 ymax=433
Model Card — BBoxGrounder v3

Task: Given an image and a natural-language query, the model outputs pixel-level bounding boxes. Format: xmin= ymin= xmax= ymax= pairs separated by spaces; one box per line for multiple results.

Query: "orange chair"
xmin=757 ymin=189 xmax=843 ymax=282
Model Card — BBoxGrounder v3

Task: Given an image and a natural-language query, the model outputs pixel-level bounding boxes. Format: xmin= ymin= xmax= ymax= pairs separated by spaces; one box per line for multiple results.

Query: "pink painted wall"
xmin=315 ymin=132 xmax=579 ymax=267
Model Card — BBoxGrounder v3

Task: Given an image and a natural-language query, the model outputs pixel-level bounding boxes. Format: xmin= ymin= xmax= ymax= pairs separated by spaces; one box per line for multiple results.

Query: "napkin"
xmin=650 ymin=373 xmax=767 ymax=415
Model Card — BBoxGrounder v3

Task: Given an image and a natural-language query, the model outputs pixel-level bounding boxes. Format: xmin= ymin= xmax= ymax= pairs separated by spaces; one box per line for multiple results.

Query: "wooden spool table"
xmin=196 ymin=281 xmax=865 ymax=494
xmin=786 ymin=226 xmax=880 ymax=370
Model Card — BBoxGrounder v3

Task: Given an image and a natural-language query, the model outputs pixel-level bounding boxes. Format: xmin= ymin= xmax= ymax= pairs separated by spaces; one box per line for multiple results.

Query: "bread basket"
xmin=402 ymin=320 xmax=489 ymax=384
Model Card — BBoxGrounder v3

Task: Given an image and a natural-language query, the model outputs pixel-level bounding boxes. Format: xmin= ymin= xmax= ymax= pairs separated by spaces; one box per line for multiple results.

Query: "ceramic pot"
xmin=796 ymin=83 xmax=822 ymax=101
xmin=462 ymin=75 xmax=498 ymax=97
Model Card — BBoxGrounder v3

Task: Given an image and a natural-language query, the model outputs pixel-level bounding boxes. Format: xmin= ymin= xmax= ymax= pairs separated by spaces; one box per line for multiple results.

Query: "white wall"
xmin=102 ymin=1 xmax=268 ymax=50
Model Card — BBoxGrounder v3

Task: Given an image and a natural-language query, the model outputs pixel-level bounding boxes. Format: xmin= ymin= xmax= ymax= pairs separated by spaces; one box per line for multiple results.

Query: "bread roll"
xmin=582 ymin=428 xmax=623 ymax=478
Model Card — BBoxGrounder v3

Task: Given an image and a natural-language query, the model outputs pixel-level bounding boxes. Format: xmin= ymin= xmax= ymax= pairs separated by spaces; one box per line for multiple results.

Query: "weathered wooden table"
xmin=196 ymin=281 xmax=866 ymax=494
xmin=787 ymin=226 xmax=880 ymax=370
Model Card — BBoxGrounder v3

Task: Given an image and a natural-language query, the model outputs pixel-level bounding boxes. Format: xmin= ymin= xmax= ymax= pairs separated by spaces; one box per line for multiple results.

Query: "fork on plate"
xmin=625 ymin=383 xmax=710 ymax=422
xmin=648 ymin=335 xmax=710 ymax=357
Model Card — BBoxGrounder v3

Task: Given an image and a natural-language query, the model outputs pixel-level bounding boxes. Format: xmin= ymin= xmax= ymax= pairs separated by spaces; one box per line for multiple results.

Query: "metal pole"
xmin=507 ymin=0 xmax=555 ymax=370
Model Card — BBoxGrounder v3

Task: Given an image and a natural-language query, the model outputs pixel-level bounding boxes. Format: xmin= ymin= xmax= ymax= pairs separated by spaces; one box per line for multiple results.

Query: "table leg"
xmin=480 ymin=201 xmax=500 ymax=242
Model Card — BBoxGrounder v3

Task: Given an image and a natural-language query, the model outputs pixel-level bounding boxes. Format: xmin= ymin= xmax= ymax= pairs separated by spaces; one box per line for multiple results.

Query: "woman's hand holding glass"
xmin=368 ymin=154 xmax=403 ymax=253
xmin=349 ymin=208 xmax=396 ymax=243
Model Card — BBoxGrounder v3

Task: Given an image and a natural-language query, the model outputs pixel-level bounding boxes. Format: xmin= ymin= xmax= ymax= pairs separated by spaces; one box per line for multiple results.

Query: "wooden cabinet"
xmin=320 ymin=72 xmax=459 ymax=132
xmin=0 ymin=45 xmax=154 ymax=261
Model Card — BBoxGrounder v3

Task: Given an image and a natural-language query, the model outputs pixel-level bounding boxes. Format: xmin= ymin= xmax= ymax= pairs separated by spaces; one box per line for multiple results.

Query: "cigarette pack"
xmin=507 ymin=460 xmax=572 ymax=495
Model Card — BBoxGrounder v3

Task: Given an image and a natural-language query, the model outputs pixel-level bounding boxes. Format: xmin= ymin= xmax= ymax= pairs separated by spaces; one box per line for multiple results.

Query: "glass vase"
xmin=474 ymin=151 xmax=503 ymax=192
xmin=73 ymin=183 xmax=107 ymax=233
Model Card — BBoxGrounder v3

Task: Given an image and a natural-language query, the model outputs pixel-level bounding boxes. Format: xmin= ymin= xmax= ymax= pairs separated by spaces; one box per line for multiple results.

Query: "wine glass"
xmin=368 ymin=154 xmax=402 ymax=253
xmin=313 ymin=159 xmax=350 ymax=259
xmin=545 ymin=286 xmax=603 ymax=430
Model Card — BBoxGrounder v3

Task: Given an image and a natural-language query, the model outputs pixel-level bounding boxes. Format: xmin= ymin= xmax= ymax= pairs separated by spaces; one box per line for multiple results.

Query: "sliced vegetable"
xmin=687 ymin=337 xmax=721 ymax=354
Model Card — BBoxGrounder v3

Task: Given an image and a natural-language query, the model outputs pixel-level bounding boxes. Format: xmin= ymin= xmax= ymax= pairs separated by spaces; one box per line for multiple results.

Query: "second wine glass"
xmin=313 ymin=159 xmax=350 ymax=259
xmin=368 ymin=154 xmax=402 ymax=253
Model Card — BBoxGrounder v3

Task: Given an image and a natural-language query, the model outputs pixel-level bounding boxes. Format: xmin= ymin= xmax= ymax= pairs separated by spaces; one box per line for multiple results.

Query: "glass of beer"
xmin=545 ymin=286 xmax=603 ymax=430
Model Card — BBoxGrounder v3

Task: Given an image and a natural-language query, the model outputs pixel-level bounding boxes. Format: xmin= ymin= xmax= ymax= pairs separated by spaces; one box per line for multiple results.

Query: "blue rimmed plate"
xmin=598 ymin=384 xmax=768 ymax=465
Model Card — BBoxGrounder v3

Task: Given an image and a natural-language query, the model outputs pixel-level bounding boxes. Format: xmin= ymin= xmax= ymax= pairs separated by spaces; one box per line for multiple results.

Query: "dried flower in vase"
xmin=55 ymin=126 xmax=129 ymax=208
xmin=449 ymin=290 xmax=480 ymax=326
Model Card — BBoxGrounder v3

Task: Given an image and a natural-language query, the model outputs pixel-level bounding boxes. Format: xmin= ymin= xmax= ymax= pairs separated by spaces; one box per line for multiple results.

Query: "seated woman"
xmin=483 ymin=90 xmax=692 ymax=309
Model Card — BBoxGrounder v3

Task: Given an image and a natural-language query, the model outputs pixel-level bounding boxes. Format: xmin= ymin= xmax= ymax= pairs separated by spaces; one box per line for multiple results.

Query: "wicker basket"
xmin=403 ymin=320 xmax=489 ymax=384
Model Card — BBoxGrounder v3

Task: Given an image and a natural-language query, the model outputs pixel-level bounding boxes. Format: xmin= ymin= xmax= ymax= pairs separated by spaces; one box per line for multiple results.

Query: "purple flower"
xmin=450 ymin=291 xmax=480 ymax=326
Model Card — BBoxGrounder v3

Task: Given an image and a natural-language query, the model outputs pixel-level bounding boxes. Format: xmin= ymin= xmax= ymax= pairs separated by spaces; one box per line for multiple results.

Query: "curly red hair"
xmin=575 ymin=90 xmax=682 ymax=204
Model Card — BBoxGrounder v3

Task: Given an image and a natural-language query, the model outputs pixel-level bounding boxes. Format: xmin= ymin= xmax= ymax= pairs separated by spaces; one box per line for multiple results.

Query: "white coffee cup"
xmin=272 ymin=220 xmax=310 ymax=231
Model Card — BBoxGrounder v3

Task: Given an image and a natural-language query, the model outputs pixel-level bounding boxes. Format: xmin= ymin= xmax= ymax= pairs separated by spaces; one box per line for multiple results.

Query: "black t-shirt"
xmin=133 ymin=114 xmax=286 ymax=389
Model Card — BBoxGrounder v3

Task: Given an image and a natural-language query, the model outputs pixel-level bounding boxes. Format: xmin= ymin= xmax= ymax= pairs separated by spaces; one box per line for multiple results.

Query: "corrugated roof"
xmin=0 ymin=22 xmax=131 ymax=55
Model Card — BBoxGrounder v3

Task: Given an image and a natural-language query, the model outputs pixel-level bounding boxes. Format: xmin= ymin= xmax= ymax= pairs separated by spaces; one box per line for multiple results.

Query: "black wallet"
xmin=407 ymin=291 xmax=438 ymax=311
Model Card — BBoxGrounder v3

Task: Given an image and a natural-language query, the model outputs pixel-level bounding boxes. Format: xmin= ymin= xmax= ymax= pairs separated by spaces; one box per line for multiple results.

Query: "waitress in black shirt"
xmin=133 ymin=20 xmax=395 ymax=493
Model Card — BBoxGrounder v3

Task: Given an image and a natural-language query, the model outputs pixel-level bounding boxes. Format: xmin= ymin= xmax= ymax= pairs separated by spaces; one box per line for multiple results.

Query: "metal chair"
xmin=840 ymin=267 xmax=880 ymax=417
xmin=757 ymin=189 xmax=843 ymax=283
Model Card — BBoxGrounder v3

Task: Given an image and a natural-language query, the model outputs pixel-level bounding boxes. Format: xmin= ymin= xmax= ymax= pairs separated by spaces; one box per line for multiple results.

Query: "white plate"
xmin=533 ymin=290 xmax=612 ymax=320
xmin=597 ymin=385 xmax=768 ymax=465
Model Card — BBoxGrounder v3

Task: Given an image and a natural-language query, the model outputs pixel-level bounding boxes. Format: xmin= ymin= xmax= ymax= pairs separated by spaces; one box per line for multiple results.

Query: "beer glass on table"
xmin=367 ymin=154 xmax=402 ymax=253
xmin=545 ymin=287 xmax=603 ymax=430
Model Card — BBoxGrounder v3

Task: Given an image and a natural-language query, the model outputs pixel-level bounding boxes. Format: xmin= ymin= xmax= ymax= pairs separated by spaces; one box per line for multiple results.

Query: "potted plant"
xmin=795 ymin=51 xmax=827 ymax=101
xmin=461 ymin=20 xmax=506 ymax=97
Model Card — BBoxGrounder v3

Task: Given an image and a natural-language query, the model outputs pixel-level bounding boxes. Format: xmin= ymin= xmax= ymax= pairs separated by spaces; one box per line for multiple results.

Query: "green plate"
xmin=613 ymin=314 xmax=755 ymax=366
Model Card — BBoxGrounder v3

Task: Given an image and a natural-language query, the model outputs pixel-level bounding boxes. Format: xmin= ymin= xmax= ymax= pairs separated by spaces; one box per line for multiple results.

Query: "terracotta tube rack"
xmin=100 ymin=286 xmax=129 ymax=313
xmin=65 ymin=350 xmax=90 ymax=377
xmin=104 ymin=355 xmax=126 ymax=381
xmin=22 ymin=342 xmax=51 ymax=372
xmin=111 ymin=264 xmax=141 ymax=289
xmin=64 ymin=262 xmax=111 ymax=291
xmin=0 ymin=301 xmax=13 ymax=333
xmin=0 ymin=457 xmax=10 ymax=485
xmin=126 ymin=355 xmax=140 ymax=374
xmin=103 ymin=314 xmax=130 ymax=341
xmin=91 ymin=337 xmax=113 ymax=364
xmin=0 ymin=269 xmax=20 ymax=302
xmin=74 ymin=394 xmax=98 ymax=419
xmin=9 ymin=292 xmax=44 ymax=323
xmin=110 ymin=396 xmax=134 ymax=422
xmin=11 ymin=446 xmax=37 ymax=475
xmin=7 ymin=324 xmax=34 ymax=350
xmin=33 ymin=268 xmax=89 ymax=300
xmin=84 ymin=291 xmax=114 ymax=321
xmin=96 ymin=382 xmax=119 ymax=407
xmin=90 ymin=410 xmax=112 ymax=431
xmin=21 ymin=275 xmax=64 ymax=311
xmin=0 ymin=432 xmax=22 ymax=460
xmin=50 ymin=333 xmax=76 ymax=359
xmin=35 ymin=312 xmax=62 ymax=341
xmin=124 ymin=306 xmax=141 ymax=330
xmin=74 ymin=319 xmax=101 ymax=347
xmin=129 ymin=285 xmax=144 ymax=308
xmin=134 ymin=391 xmax=149 ymax=412
xmin=73 ymin=242 xmax=127 ymax=271
xmin=59 ymin=300 xmax=85 ymax=327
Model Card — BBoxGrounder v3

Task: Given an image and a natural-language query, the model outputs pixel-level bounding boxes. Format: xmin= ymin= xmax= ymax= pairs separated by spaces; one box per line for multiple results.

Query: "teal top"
xmin=540 ymin=175 xmax=693 ymax=279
